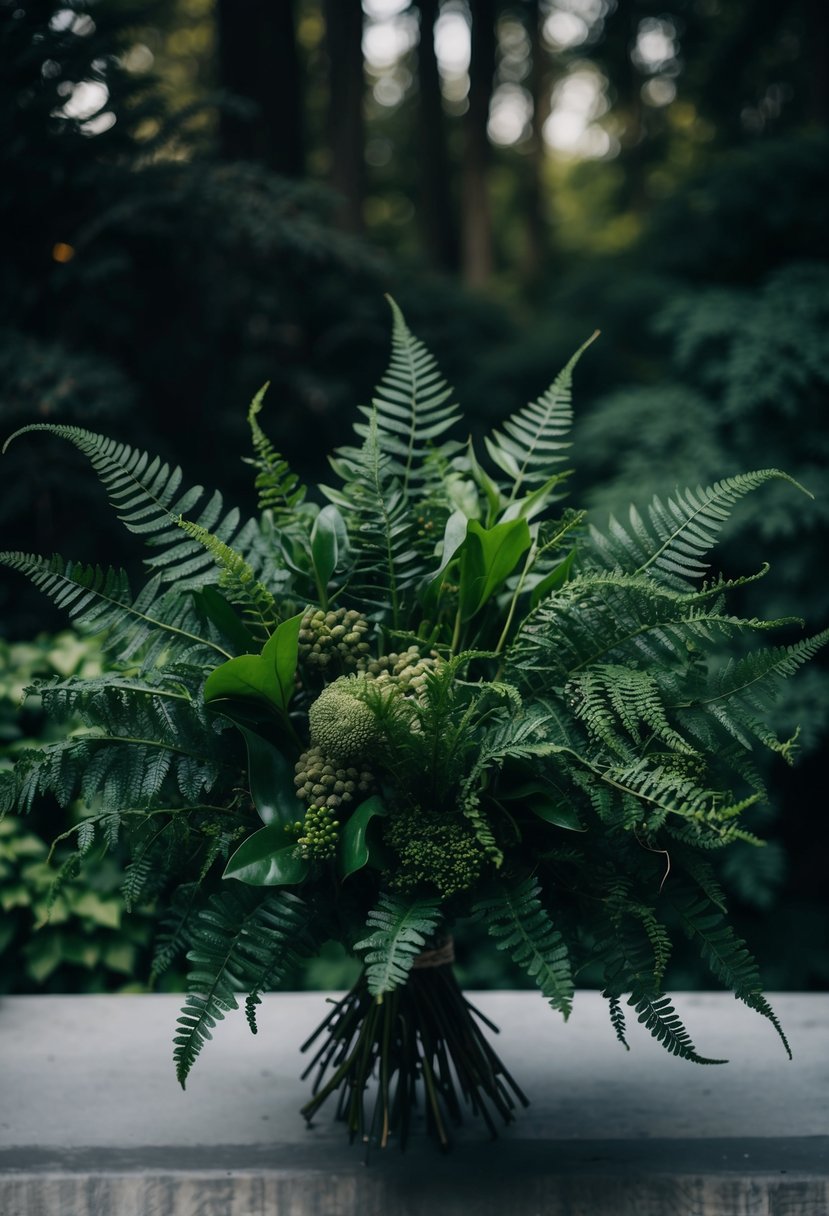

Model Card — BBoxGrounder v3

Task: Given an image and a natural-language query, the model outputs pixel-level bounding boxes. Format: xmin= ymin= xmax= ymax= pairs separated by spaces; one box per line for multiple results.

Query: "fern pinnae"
xmin=486 ymin=331 xmax=598 ymax=501
xmin=3 ymin=424 xmax=257 ymax=589
xmin=474 ymin=876 xmax=574 ymax=1017
xmin=354 ymin=891 xmax=442 ymax=997
xmin=353 ymin=296 xmax=461 ymax=493
xmin=673 ymin=889 xmax=791 ymax=1057
xmin=245 ymin=383 xmax=306 ymax=516
xmin=0 ymin=553 xmax=231 ymax=662
xmin=175 ymin=888 xmax=312 ymax=1085
xmin=177 ymin=516 xmax=278 ymax=639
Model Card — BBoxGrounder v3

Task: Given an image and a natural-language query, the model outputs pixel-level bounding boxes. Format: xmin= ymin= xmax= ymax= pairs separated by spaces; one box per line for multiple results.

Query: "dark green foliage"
xmin=3 ymin=303 xmax=820 ymax=1093
xmin=174 ymin=887 xmax=315 ymax=1084
xmin=473 ymin=878 xmax=574 ymax=1017
xmin=354 ymin=892 xmax=443 ymax=997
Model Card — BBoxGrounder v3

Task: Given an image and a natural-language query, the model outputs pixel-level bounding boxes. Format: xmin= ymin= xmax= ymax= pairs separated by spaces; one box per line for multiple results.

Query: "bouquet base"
xmin=300 ymin=943 xmax=528 ymax=1152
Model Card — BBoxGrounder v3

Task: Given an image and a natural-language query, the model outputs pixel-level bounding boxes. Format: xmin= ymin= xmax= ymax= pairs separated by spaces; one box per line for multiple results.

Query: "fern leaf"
xmin=607 ymin=994 xmax=630 ymax=1050
xmin=354 ymin=891 xmax=442 ymax=997
xmin=0 ymin=553 xmax=229 ymax=663
xmin=629 ymin=992 xmax=726 ymax=1064
xmin=178 ymin=517 xmax=278 ymax=640
xmin=3 ymin=424 xmax=259 ymax=588
xmin=349 ymin=297 xmax=461 ymax=493
xmin=674 ymin=890 xmax=791 ymax=1056
xmin=174 ymin=888 xmax=313 ymax=1086
xmin=485 ymin=333 xmax=597 ymax=497
xmin=245 ymin=384 xmax=306 ymax=517
xmin=473 ymin=876 xmax=574 ymax=1017
xmin=323 ymin=410 xmax=425 ymax=623
xmin=151 ymin=883 xmax=201 ymax=981
xmin=588 ymin=470 xmax=810 ymax=587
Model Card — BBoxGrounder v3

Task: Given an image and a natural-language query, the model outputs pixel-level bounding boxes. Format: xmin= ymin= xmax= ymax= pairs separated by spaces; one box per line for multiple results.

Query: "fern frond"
xmin=348 ymin=297 xmax=461 ymax=493
xmin=354 ymin=891 xmax=442 ymax=997
xmin=567 ymin=665 xmax=696 ymax=759
xmin=174 ymin=888 xmax=313 ymax=1085
xmin=674 ymin=890 xmax=791 ymax=1056
xmin=0 ymin=553 xmax=229 ymax=664
xmin=151 ymin=882 xmax=201 ymax=981
xmin=588 ymin=470 xmax=809 ymax=588
xmin=178 ymin=517 xmax=278 ymax=640
xmin=630 ymin=992 xmax=726 ymax=1064
xmin=607 ymin=994 xmax=630 ymax=1050
xmin=485 ymin=333 xmax=597 ymax=498
xmin=245 ymin=384 xmax=306 ymax=517
xmin=473 ymin=876 xmax=574 ymax=1017
xmin=508 ymin=570 xmax=794 ymax=689
xmin=3 ymin=424 xmax=259 ymax=588
xmin=323 ymin=411 xmax=425 ymax=624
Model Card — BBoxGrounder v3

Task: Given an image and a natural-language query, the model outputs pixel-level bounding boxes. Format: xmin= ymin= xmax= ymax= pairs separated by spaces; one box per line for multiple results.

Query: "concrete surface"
xmin=1 ymin=990 xmax=827 ymax=1214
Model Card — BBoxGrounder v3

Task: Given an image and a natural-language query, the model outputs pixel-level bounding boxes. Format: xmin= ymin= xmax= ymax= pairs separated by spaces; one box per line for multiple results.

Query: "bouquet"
xmin=2 ymin=301 xmax=824 ymax=1150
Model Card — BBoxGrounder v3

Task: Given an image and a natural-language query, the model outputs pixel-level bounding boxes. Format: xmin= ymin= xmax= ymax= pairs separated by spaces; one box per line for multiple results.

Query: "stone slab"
xmin=1 ymin=991 xmax=827 ymax=1215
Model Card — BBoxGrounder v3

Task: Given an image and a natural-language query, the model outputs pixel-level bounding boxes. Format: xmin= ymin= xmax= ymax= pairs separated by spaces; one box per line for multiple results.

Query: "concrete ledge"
xmin=2 ymin=991 xmax=828 ymax=1215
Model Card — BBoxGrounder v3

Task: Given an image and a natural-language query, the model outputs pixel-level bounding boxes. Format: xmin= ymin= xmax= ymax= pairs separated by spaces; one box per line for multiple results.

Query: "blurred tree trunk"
xmin=807 ymin=0 xmax=829 ymax=124
xmin=216 ymin=0 xmax=304 ymax=176
xmin=523 ymin=0 xmax=551 ymax=287
xmin=415 ymin=0 xmax=460 ymax=273
xmin=461 ymin=0 xmax=497 ymax=287
xmin=323 ymin=0 xmax=366 ymax=233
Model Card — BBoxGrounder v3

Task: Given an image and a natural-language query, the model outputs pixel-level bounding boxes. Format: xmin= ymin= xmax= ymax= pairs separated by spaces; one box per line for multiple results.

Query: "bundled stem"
xmin=299 ymin=950 xmax=528 ymax=1153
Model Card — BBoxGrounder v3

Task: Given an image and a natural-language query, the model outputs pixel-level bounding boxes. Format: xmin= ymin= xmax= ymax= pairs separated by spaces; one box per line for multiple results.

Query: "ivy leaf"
xmin=339 ymin=795 xmax=388 ymax=878
xmin=223 ymin=824 xmax=309 ymax=886
xmin=457 ymin=518 xmax=532 ymax=621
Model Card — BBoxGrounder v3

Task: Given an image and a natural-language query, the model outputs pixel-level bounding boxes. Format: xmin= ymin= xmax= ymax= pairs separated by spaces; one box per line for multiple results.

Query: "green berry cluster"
xmin=360 ymin=646 xmax=441 ymax=696
xmin=299 ymin=607 xmax=371 ymax=671
xmin=295 ymin=804 xmax=340 ymax=861
xmin=294 ymin=744 xmax=374 ymax=809
xmin=385 ymin=809 xmax=487 ymax=898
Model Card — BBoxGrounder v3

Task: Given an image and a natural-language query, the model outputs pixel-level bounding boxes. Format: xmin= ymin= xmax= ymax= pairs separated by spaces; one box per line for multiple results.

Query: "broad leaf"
xmin=457 ymin=518 xmax=532 ymax=621
xmin=311 ymin=504 xmax=347 ymax=594
xmin=339 ymin=796 xmax=388 ymax=878
xmin=204 ymin=613 xmax=303 ymax=713
xmin=224 ymin=824 xmax=309 ymax=886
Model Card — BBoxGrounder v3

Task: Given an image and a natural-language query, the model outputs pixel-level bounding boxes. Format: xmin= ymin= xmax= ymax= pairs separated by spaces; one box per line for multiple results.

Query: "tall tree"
xmin=323 ymin=0 xmax=366 ymax=232
xmin=415 ymin=0 xmax=460 ymax=272
xmin=522 ymin=0 xmax=551 ymax=285
xmin=216 ymin=0 xmax=304 ymax=175
xmin=462 ymin=0 xmax=498 ymax=286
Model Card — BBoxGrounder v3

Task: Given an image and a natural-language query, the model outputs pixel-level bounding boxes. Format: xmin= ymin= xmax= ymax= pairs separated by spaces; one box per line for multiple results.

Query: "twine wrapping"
xmin=412 ymin=935 xmax=455 ymax=969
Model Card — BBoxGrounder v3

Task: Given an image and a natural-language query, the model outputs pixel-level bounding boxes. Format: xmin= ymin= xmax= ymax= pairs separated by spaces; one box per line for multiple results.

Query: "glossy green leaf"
xmin=457 ymin=518 xmax=532 ymax=621
xmin=499 ymin=472 xmax=571 ymax=525
xmin=529 ymin=547 xmax=577 ymax=609
xmin=339 ymin=795 xmax=388 ymax=878
xmin=223 ymin=824 xmax=309 ymax=886
xmin=499 ymin=776 xmax=585 ymax=831
xmin=262 ymin=612 xmax=303 ymax=711
xmin=204 ymin=612 xmax=303 ymax=713
xmin=235 ymin=724 xmax=303 ymax=826
xmin=311 ymin=504 xmax=347 ymax=593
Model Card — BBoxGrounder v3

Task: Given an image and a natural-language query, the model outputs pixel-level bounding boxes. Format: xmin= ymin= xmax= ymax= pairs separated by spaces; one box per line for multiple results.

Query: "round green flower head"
xmin=307 ymin=675 xmax=379 ymax=764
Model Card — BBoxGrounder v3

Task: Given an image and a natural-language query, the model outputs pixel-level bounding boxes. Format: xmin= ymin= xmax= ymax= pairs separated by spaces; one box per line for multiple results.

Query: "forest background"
xmin=0 ymin=0 xmax=827 ymax=995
